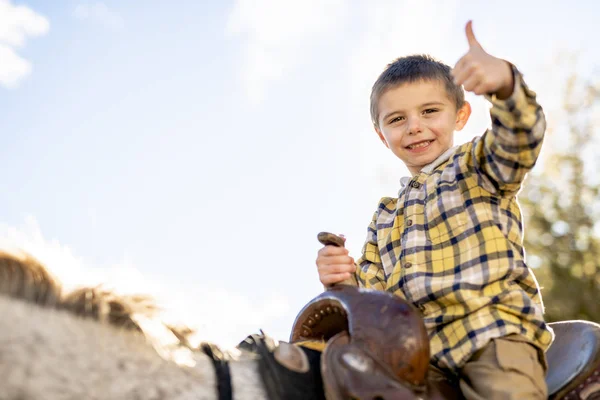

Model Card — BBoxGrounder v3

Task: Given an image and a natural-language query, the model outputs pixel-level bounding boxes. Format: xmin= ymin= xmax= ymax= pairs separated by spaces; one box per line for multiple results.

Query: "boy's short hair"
xmin=370 ymin=54 xmax=465 ymax=127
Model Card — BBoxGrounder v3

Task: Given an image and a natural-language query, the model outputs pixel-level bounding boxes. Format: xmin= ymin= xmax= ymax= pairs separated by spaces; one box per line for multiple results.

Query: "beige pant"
xmin=429 ymin=335 xmax=548 ymax=400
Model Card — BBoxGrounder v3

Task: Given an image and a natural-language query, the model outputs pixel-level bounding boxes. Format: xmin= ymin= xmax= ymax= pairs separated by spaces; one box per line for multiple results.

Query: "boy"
xmin=316 ymin=21 xmax=554 ymax=399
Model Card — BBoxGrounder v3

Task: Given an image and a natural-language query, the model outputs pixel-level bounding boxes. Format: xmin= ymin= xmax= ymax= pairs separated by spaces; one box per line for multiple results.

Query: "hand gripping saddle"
xmin=290 ymin=285 xmax=600 ymax=400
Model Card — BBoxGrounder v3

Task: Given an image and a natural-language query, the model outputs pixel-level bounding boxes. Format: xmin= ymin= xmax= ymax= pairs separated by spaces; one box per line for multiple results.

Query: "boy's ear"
xmin=455 ymin=101 xmax=472 ymax=131
xmin=374 ymin=125 xmax=390 ymax=148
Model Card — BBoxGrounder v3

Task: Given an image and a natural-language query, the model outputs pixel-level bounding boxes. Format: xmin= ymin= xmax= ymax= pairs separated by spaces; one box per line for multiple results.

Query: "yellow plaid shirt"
xmin=356 ymin=66 xmax=554 ymax=374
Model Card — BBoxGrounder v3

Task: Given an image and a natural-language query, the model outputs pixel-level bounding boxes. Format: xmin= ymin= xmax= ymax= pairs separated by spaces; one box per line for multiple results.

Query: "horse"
xmin=0 ymin=250 xmax=296 ymax=399
xmin=1 ymin=249 xmax=599 ymax=399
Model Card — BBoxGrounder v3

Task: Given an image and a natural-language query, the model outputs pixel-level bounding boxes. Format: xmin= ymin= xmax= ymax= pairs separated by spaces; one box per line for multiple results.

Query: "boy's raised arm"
xmin=453 ymin=21 xmax=546 ymax=195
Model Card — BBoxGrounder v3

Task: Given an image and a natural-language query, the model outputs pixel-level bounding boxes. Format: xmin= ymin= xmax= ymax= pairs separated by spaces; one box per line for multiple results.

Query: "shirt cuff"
xmin=484 ymin=63 xmax=541 ymax=132
xmin=484 ymin=63 xmax=535 ymax=110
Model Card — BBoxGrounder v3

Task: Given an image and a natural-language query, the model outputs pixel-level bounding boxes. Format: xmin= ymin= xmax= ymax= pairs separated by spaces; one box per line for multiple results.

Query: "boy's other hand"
xmin=316 ymin=244 xmax=356 ymax=287
xmin=452 ymin=20 xmax=514 ymax=99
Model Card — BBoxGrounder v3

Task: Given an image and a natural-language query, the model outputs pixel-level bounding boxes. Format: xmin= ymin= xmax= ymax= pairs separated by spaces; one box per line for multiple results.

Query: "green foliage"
xmin=520 ymin=74 xmax=600 ymax=322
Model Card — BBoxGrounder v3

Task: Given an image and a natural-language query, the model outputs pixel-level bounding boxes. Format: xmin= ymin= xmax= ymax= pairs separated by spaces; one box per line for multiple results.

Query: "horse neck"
xmin=0 ymin=295 xmax=268 ymax=400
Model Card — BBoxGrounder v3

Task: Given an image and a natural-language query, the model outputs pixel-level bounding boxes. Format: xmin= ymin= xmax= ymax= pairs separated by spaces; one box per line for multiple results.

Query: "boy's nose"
xmin=407 ymin=117 xmax=422 ymax=135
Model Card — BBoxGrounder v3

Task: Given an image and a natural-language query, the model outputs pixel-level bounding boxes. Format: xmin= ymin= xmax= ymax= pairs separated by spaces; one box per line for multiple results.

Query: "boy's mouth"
xmin=406 ymin=140 xmax=434 ymax=151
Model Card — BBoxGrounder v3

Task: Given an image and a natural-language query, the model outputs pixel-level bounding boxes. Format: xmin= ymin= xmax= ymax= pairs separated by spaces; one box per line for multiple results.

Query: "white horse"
xmin=0 ymin=251 xmax=309 ymax=400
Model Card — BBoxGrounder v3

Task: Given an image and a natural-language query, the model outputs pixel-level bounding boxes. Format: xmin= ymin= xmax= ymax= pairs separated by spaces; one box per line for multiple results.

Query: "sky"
xmin=1 ymin=0 xmax=599 ymax=348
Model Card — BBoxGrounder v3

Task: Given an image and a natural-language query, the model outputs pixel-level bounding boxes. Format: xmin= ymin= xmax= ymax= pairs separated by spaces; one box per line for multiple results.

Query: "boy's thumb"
xmin=465 ymin=20 xmax=481 ymax=49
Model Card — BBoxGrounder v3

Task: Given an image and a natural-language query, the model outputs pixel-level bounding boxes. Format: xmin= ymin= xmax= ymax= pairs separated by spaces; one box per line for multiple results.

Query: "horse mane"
xmin=0 ymin=250 xmax=62 ymax=307
xmin=0 ymin=251 xmax=196 ymax=354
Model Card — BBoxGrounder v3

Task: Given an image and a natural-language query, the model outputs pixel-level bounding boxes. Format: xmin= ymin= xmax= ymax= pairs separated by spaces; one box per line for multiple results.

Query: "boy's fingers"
xmin=452 ymin=54 xmax=473 ymax=83
xmin=462 ymin=74 xmax=482 ymax=92
xmin=318 ymin=254 xmax=354 ymax=266
xmin=452 ymin=64 xmax=472 ymax=86
xmin=465 ymin=20 xmax=481 ymax=49
xmin=320 ymin=263 xmax=355 ymax=274
xmin=318 ymin=245 xmax=348 ymax=257
xmin=471 ymin=84 xmax=488 ymax=96
xmin=453 ymin=52 xmax=469 ymax=72
xmin=321 ymin=272 xmax=352 ymax=286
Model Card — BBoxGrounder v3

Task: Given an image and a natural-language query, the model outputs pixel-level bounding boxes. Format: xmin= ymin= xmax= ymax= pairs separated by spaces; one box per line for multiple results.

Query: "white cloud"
xmin=73 ymin=2 xmax=124 ymax=31
xmin=0 ymin=0 xmax=49 ymax=88
xmin=0 ymin=216 xmax=290 ymax=349
xmin=0 ymin=0 xmax=49 ymax=47
xmin=0 ymin=44 xmax=30 ymax=88
xmin=226 ymin=0 xmax=348 ymax=104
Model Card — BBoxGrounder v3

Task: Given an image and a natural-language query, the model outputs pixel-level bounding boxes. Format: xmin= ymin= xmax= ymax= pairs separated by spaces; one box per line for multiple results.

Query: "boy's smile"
xmin=375 ymin=79 xmax=471 ymax=175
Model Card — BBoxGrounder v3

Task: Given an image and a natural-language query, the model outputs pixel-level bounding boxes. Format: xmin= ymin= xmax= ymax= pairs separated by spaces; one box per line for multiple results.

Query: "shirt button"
xmin=406 ymin=219 xmax=413 ymax=227
xmin=404 ymin=262 xmax=412 ymax=269
xmin=411 ymin=181 xmax=421 ymax=189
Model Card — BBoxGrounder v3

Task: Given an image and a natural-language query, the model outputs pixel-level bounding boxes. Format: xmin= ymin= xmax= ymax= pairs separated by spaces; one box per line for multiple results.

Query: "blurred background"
xmin=1 ymin=0 xmax=598 ymax=348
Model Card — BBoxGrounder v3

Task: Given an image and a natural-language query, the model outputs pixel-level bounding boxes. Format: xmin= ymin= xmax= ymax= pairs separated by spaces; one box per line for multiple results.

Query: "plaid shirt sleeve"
xmin=470 ymin=65 xmax=546 ymax=196
xmin=355 ymin=209 xmax=386 ymax=291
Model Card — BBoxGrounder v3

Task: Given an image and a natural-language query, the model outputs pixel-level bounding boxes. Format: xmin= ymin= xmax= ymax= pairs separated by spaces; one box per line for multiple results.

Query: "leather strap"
xmin=201 ymin=342 xmax=233 ymax=400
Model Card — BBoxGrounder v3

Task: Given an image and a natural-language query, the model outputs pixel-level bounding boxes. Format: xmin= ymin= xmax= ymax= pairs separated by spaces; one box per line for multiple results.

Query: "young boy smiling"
xmin=316 ymin=21 xmax=553 ymax=399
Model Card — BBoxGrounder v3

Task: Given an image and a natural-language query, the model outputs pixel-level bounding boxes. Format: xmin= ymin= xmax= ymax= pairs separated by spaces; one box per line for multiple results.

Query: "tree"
xmin=520 ymin=71 xmax=600 ymax=322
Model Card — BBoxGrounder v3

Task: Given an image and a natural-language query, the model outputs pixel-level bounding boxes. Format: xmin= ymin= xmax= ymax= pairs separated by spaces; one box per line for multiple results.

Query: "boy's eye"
xmin=389 ymin=116 xmax=405 ymax=124
xmin=423 ymin=108 xmax=439 ymax=114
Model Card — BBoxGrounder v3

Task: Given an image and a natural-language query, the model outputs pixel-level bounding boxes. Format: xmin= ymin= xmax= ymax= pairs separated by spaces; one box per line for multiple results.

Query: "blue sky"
xmin=1 ymin=0 xmax=599 ymax=347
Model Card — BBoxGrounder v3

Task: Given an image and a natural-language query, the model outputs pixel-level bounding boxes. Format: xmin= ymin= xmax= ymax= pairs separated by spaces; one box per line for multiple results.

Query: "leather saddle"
xmin=290 ymin=285 xmax=442 ymax=399
xmin=289 ymin=285 xmax=600 ymax=400
xmin=546 ymin=320 xmax=600 ymax=399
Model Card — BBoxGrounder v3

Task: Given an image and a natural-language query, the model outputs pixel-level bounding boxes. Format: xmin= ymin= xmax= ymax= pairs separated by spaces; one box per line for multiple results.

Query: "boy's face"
xmin=374 ymin=79 xmax=471 ymax=175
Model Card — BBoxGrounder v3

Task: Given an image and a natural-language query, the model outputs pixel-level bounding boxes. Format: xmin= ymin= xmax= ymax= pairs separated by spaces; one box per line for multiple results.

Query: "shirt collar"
xmin=400 ymin=145 xmax=459 ymax=188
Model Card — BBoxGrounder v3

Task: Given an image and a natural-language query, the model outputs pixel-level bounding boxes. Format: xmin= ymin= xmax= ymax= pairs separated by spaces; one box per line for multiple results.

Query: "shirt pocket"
xmin=424 ymin=189 xmax=468 ymax=245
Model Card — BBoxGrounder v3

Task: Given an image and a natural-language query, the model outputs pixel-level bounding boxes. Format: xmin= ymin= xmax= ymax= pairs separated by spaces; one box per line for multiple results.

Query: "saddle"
xmin=290 ymin=284 xmax=442 ymax=400
xmin=290 ymin=286 xmax=600 ymax=400
xmin=545 ymin=320 xmax=600 ymax=399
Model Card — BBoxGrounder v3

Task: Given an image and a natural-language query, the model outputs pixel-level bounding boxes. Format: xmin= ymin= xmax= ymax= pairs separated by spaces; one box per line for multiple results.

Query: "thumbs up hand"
xmin=452 ymin=20 xmax=514 ymax=99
